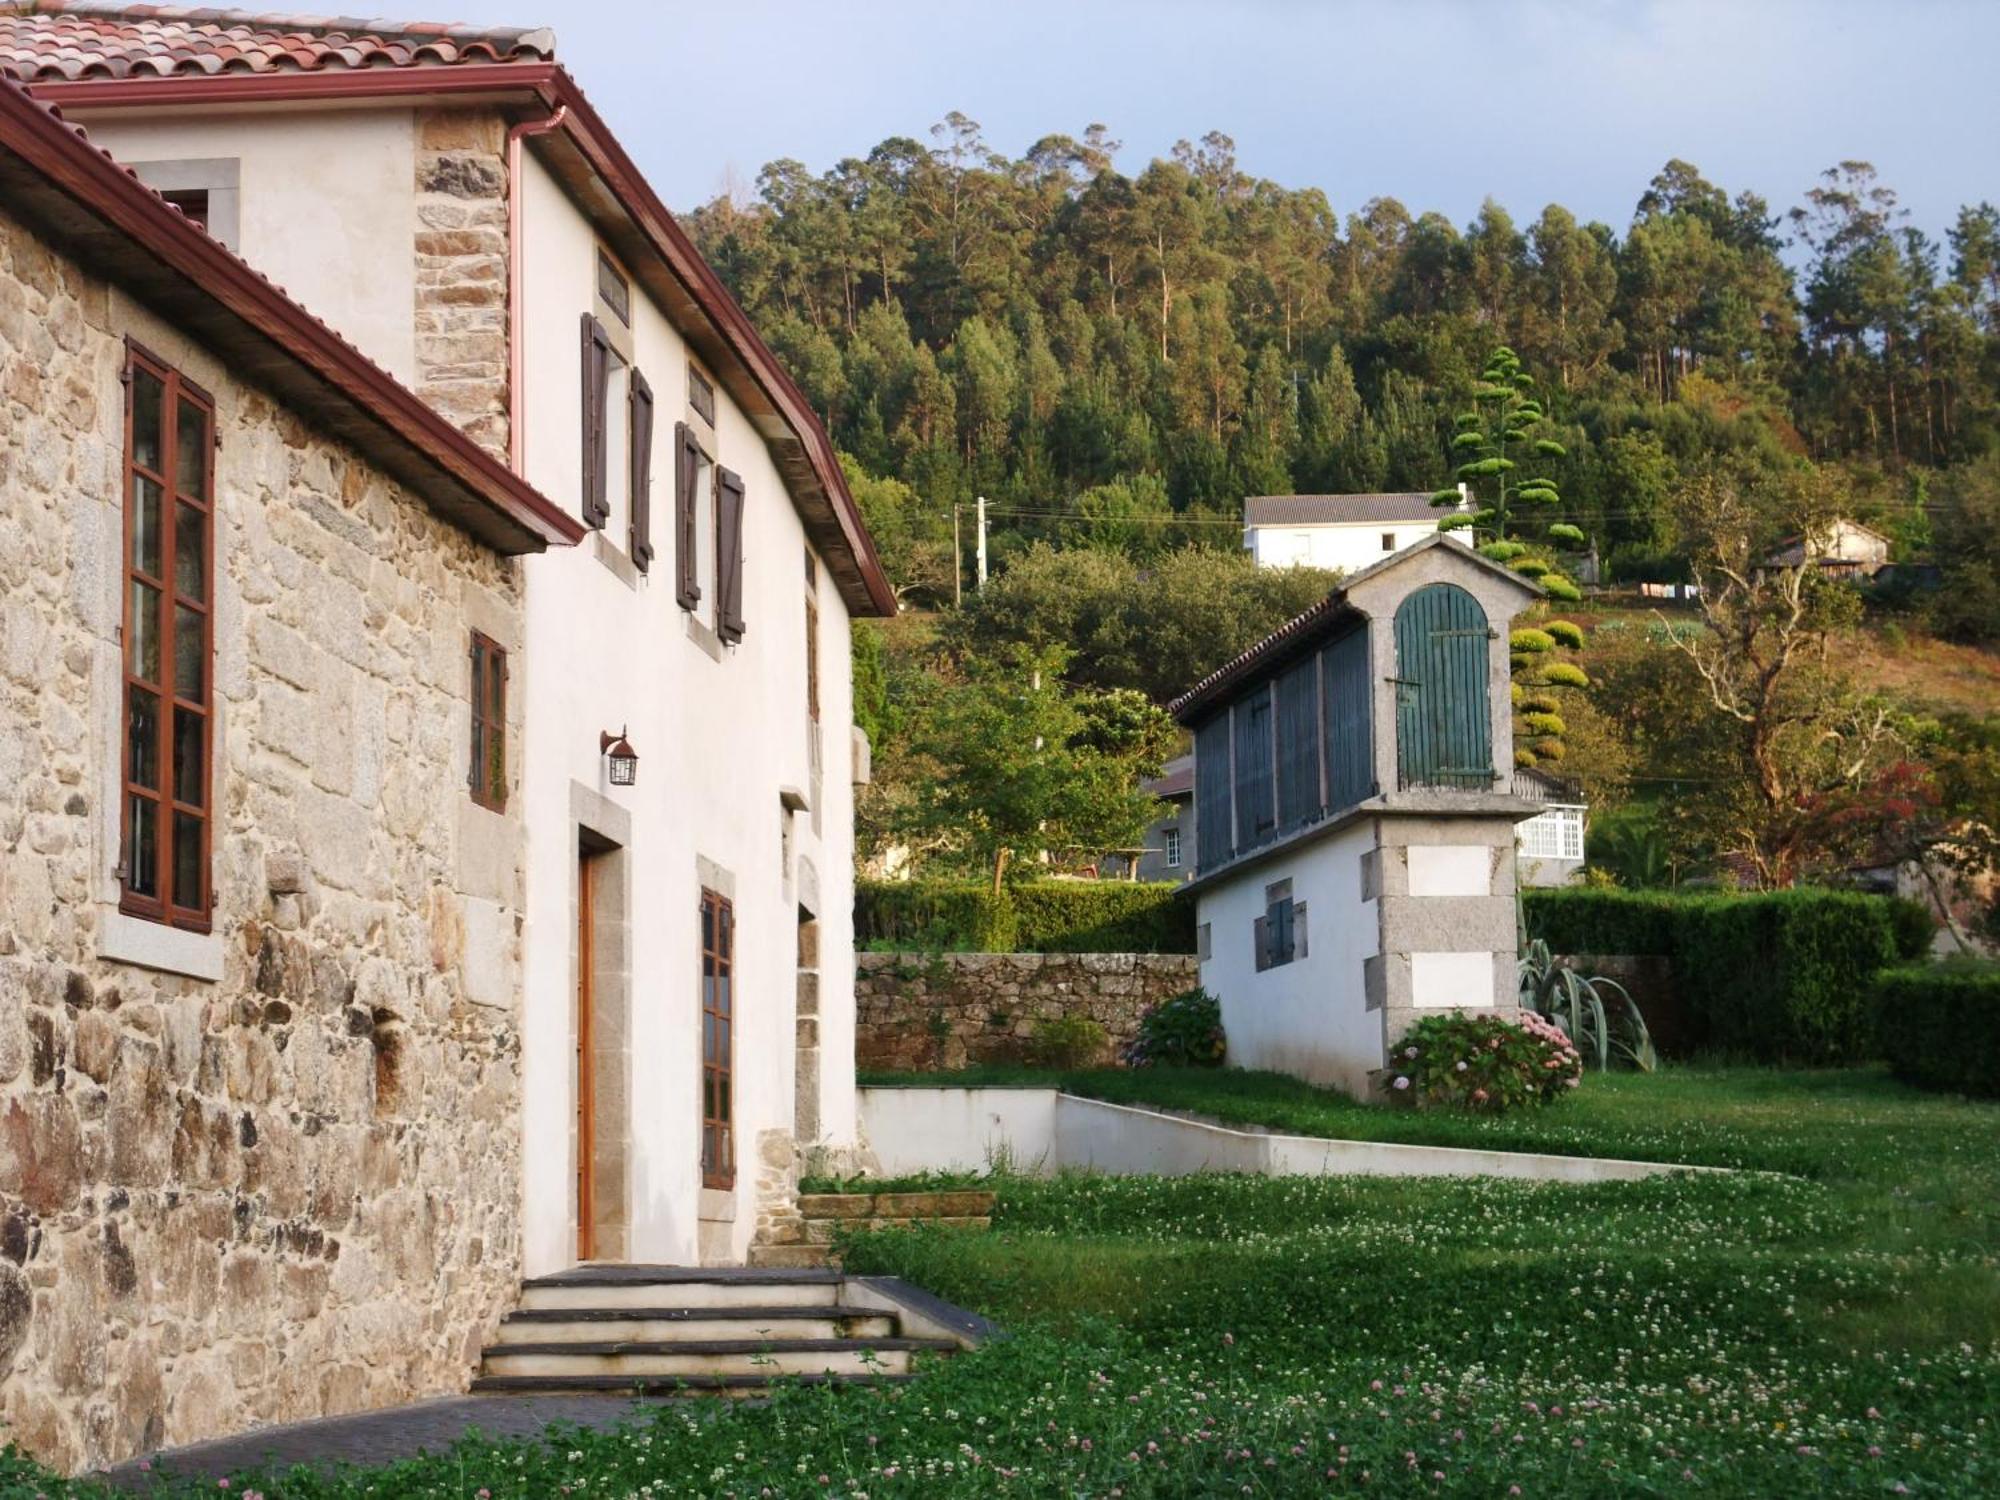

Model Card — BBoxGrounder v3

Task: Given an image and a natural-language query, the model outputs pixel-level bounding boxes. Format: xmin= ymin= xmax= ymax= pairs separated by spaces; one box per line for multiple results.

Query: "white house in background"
xmin=26 ymin=8 xmax=895 ymax=1277
xmin=1762 ymin=516 xmax=1892 ymax=579
xmin=1514 ymin=767 xmax=1587 ymax=886
xmin=1245 ymin=488 xmax=1471 ymax=572
xmin=1169 ymin=535 xmax=1543 ymax=1098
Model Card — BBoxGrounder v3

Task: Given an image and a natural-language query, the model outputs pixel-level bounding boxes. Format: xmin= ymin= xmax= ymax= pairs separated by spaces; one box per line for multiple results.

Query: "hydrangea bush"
xmin=1384 ymin=1009 xmax=1582 ymax=1110
xmin=1122 ymin=986 xmax=1225 ymax=1067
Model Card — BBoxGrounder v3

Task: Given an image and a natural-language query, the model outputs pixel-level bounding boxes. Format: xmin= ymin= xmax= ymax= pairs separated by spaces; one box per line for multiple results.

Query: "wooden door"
xmin=576 ymin=846 xmax=596 ymax=1261
xmin=1393 ymin=582 xmax=1493 ymax=791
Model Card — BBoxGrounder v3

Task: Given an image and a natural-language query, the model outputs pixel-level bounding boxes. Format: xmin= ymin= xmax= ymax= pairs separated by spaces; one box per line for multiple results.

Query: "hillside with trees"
xmin=688 ymin=122 xmax=2000 ymax=597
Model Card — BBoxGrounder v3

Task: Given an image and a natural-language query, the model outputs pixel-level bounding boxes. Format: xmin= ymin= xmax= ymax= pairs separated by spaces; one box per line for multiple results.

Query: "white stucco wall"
xmin=1250 ymin=521 xmax=1442 ymax=574
xmin=515 ymin=153 xmax=858 ymax=1273
xmin=858 ymin=1088 xmax=1058 ymax=1177
xmin=1196 ymin=819 xmax=1383 ymax=1096
xmin=78 ymin=108 xmax=419 ymax=384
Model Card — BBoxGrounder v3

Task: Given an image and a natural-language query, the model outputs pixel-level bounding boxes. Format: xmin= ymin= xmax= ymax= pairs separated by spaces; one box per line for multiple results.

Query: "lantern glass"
xmin=608 ymin=748 xmax=637 ymax=786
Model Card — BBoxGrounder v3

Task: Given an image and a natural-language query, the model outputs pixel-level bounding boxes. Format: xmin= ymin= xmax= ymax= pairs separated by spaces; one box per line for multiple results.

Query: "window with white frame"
xmin=1517 ymin=805 xmax=1585 ymax=862
xmin=1163 ymin=826 xmax=1182 ymax=868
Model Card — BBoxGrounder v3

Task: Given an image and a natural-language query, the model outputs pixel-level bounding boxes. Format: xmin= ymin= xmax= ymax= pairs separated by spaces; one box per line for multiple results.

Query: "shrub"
xmin=1124 ymin=986 xmax=1226 ymax=1067
xmin=1028 ymin=1015 xmax=1110 ymax=1069
xmin=1877 ymin=960 xmax=2000 ymax=1097
xmin=1542 ymin=661 xmax=1590 ymax=687
xmin=1544 ymin=619 xmax=1586 ymax=649
xmin=855 ymin=880 xmax=1194 ymax=954
xmin=1511 ymin=627 xmax=1555 ymax=653
xmin=854 ymin=881 xmax=1016 ymax=952
xmin=1541 ymin=576 xmax=1583 ymax=601
xmin=1523 ymin=887 xmax=1935 ymax=1063
xmin=1382 ymin=1011 xmax=1581 ymax=1111
xmin=1010 ymin=882 xmax=1196 ymax=954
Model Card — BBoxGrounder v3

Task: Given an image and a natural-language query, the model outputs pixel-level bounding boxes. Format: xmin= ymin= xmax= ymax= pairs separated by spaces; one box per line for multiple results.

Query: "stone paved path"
xmin=102 ymin=1393 xmax=669 ymax=1490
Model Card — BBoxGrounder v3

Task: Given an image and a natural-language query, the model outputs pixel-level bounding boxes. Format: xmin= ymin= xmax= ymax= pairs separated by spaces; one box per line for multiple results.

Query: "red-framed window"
xmin=120 ymin=343 xmax=215 ymax=930
xmin=700 ymin=888 xmax=735 ymax=1189
xmin=468 ymin=632 xmax=508 ymax=811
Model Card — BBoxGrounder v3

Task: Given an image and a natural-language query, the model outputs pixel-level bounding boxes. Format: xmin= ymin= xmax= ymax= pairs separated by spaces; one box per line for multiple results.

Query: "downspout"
xmin=506 ymin=104 xmax=568 ymax=475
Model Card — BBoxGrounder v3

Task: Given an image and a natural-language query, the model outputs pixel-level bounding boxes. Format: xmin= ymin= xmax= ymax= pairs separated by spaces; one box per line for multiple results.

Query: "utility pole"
xmin=975 ymin=495 xmax=988 ymax=589
xmin=952 ymin=503 xmax=962 ymax=608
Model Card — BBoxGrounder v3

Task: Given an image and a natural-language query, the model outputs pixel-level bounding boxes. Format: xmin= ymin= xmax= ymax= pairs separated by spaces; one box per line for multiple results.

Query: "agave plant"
xmin=1518 ymin=936 xmax=1659 ymax=1072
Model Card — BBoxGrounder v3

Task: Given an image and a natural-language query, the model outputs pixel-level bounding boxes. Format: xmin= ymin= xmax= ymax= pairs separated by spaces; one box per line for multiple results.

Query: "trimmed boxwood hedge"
xmin=1877 ymin=960 xmax=2000 ymax=1097
xmin=856 ymin=879 xmax=1194 ymax=955
xmin=1524 ymin=887 xmax=1934 ymax=1065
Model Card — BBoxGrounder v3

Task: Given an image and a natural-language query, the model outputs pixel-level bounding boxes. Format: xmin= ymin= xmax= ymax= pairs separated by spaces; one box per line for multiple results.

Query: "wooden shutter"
xmin=1323 ymin=626 xmax=1374 ymax=811
xmin=628 ymin=368 xmax=654 ymax=571
xmin=716 ymin=466 xmax=746 ymax=643
xmin=580 ymin=313 xmax=610 ymax=528
xmin=1393 ymin=582 xmax=1493 ymax=790
xmin=674 ymin=420 xmax=700 ymax=609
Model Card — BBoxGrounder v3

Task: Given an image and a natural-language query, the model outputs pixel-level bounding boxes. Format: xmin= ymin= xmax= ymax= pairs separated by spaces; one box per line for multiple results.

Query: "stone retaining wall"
xmin=855 ymin=953 xmax=1200 ymax=1072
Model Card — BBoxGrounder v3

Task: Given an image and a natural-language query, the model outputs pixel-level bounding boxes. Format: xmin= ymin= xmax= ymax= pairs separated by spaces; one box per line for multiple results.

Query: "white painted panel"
xmin=1407 ymin=845 xmax=1489 ymax=898
xmin=1410 ymin=949 xmax=1496 ymax=1008
xmin=859 ymin=1088 xmax=1057 ymax=1177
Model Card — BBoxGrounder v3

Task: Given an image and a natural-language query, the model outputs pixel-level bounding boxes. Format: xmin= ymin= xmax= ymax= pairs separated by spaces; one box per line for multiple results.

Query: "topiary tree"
xmin=1434 ymin=347 xmax=1592 ymax=766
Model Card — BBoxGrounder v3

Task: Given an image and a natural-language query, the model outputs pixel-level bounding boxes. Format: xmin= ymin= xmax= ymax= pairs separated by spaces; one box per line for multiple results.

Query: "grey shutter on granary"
xmin=1275 ymin=654 xmax=1321 ymax=831
xmin=1194 ymin=714 xmax=1234 ymax=871
xmin=1233 ymin=687 xmax=1276 ymax=849
xmin=1323 ymin=624 xmax=1373 ymax=811
xmin=1394 ymin=582 xmax=1493 ymax=790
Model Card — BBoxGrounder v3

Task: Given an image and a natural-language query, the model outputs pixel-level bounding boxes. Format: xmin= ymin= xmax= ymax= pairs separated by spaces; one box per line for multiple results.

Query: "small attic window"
xmin=596 ymin=249 xmax=630 ymax=327
xmin=160 ymin=189 xmax=209 ymax=233
xmin=688 ymin=364 xmax=716 ymax=427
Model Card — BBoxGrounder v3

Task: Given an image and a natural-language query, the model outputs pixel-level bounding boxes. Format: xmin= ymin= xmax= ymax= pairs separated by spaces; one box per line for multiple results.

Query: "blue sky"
xmin=461 ymin=0 xmax=1996 ymax=245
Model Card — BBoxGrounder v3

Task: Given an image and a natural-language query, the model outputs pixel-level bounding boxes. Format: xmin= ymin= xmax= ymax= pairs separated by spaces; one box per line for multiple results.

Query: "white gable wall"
xmin=78 ymin=108 xmax=420 ymax=385
xmin=1248 ymin=519 xmax=1445 ymax=574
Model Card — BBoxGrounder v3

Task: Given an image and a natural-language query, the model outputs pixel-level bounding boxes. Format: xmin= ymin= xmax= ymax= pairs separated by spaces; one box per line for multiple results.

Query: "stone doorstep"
xmin=803 ymin=1217 xmax=990 ymax=1245
xmin=798 ymin=1190 xmax=998 ymax=1220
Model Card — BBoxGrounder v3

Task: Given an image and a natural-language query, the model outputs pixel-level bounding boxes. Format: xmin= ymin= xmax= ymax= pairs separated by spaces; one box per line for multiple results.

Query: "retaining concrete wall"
xmin=859 ymin=1087 xmax=1724 ymax=1185
xmin=855 ymin=953 xmax=1199 ymax=1072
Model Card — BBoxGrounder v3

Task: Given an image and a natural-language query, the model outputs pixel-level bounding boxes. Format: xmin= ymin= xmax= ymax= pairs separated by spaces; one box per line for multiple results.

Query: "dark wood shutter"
xmin=1193 ymin=715 xmax=1233 ymax=872
xmin=628 ymin=368 xmax=654 ymax=571
xmin=1323 ymin=625 xmax=1375 ymax=812
xmin=580 ymin=313 xmax=610 ymax=528
xmin=674 ymin=420 xmax=700 ymax=609
xmin=716 ymin=466 xmax=746 ymax=643
xmin=1393 ymin=582 xmax=1493 ymax=791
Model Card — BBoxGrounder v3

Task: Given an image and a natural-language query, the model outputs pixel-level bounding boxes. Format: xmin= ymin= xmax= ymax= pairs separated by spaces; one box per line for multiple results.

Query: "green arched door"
xmin=1393 ymin=583 xmax=1493 ymax=790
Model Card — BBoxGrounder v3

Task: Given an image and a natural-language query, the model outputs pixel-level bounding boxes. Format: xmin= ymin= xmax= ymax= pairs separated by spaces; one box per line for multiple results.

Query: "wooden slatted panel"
xmin=1393 ymin=583 xmax=1493 ymax=790
xmin=1323 ymin=625 xmax=1374 ymax=811
xmin=1275 ymin=654 xmax=1321 ymax=831
xmin=1194 ymin=714 xmax=1233 ymax=872
xmin=1233 ymin=687 xmax=1276 ymax=850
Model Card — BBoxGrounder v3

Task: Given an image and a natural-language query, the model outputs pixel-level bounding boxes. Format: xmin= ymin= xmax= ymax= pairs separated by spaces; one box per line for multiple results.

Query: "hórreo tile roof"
xmin=1243 ymin=492 xmax=1462 ymax=528
xmin=0 ymin=2 xmax=553 ymax=83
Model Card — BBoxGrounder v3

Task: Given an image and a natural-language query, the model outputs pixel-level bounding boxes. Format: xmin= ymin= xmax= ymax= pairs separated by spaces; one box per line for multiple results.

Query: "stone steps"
xmin=492 ymin=1305 xmax=897 ymax=1345
xmin=480 ymin=1268 xmax=963 ymax=1395
xmin=802 ymin=1215 xmax=989 ymax=1244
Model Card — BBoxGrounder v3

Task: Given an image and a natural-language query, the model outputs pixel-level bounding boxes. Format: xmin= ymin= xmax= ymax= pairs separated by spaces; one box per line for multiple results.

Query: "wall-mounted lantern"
xmin=600 ymin=728 xmax=639 ymax=787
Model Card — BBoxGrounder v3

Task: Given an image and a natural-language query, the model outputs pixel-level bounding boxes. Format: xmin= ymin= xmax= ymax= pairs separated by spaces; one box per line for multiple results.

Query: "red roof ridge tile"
xmin=0 ymin=2 xmax=556 ymax=83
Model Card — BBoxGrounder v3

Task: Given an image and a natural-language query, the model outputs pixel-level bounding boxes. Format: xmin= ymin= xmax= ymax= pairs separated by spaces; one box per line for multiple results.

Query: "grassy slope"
xmin=19 ymin=1069 xmax=1995 ymax=1496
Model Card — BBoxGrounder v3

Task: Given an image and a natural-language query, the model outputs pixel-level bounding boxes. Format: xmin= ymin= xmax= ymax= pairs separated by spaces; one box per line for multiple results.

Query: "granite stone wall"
xmin=856 ymin=953 xmax=1201 ymax=1072
xmin=413 ymin=108 xmax=510 ymax=459
xmin=0 ymin=204 xmax=526 ymax=1472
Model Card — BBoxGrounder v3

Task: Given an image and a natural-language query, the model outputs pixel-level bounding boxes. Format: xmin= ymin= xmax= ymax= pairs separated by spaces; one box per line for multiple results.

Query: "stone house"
xmin=1169 ymin=536 xmax=1543 ymax=1097
xmin=1 ymin=2 xmax=894 ymax=1472
xmin=0 ymin=77 xmax=582 ymax=1470
xmin=1244 ymin=488 xmax=1472 ymax=573
xmin=1762 ymin=517 xmax=1892 ymax=579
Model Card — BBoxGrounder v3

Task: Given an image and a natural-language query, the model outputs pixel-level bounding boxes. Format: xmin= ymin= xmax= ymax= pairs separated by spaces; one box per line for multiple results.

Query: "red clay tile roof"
xmin=0 ymin=2 xmax=553 ymax=83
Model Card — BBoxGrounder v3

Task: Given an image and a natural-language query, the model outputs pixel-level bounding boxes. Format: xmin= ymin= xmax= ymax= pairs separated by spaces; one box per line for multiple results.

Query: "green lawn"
xmin=11 ymin=1067 xmax=1997 ymax=1496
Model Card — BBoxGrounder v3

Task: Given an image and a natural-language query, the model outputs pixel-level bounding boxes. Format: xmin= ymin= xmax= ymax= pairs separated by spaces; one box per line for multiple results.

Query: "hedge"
xmin=1877 ymin=960 xmax=2000 ymax=1097
xmin=855 ymin=879 xmax=1194 ymax=955
xmin=1524 ymin=887 xmax=1934 ymax=1065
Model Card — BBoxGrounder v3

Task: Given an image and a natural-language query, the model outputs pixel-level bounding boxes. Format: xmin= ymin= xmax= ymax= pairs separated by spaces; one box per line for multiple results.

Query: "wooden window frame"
xmin=700 ymin=887 xmax=736 ymax=1190
xmin=1381 ymin=532 xmax=1396 ymax=552
xmin=596 ymin=247 xmax=631 ymax=328
xmin=119 ymin=340 xmax=216 ymax=933
xmin=674 ymin=419 xmax=704 ymax=610
xmin=468 ymin=631 xmax=508 ymax=812
xmin=687 ymin=361 xmax=716 ymax=426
